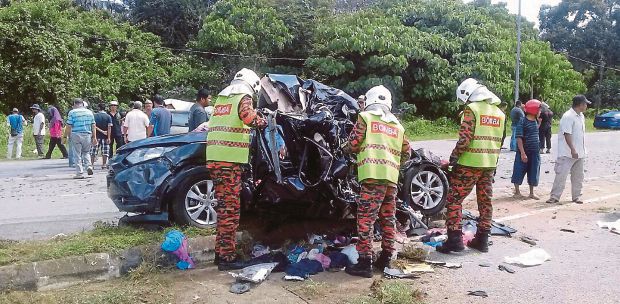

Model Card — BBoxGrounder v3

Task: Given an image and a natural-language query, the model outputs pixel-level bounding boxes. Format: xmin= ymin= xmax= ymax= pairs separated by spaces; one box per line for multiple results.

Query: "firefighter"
xmin=207 ymin=68 xmax=266 ymax=270
xmin=437 ymin=78 xmax=506 ymax=254
xmin=344 ymin=85 xmax=411 ymax=278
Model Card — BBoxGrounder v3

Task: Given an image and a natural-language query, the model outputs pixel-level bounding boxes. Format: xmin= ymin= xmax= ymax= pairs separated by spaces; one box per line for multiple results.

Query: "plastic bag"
xmin=230 ymin=263 xmax=279 ymax=283
xmin=504 ymin=249 xmax=551 ymax=266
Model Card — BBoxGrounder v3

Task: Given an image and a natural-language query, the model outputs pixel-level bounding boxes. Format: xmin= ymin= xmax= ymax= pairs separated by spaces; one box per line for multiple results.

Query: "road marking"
xmin=59 ymin=191 xmax=107 ymax=197
xmin=495 ymin=192 xmax=620 ymax=222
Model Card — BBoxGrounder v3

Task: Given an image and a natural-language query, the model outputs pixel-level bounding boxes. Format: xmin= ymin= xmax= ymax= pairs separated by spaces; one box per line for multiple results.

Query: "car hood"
xmin=599 ymin=111 xmax=620 ymax=118
xmin=119 ymin=132 xmax=206 ymax=151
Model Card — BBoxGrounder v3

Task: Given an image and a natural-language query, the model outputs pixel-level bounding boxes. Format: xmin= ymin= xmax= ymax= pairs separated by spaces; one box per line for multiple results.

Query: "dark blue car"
xmin=594 ymin=111 xmax=620 ymax=129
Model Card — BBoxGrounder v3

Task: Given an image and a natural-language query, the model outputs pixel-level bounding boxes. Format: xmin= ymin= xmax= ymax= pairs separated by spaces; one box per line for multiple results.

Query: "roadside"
xmin=1 ymin=177 xmax=618 ymax=304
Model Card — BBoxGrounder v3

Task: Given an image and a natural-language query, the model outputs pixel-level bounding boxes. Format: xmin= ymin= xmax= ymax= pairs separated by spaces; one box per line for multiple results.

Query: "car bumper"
xmin=107 ymin=158 xmax=173 ymax=213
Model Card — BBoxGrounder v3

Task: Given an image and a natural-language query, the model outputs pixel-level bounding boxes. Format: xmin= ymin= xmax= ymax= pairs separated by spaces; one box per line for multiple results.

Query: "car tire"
xmin=402 ymin=164 xmax=448 ymax=216
xmin=172 ymin=172 xmax=218 ymax=229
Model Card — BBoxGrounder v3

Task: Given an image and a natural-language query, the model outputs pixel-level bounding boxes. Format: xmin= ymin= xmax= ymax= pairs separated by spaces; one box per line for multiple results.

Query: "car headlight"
xmin=125 ymin=146 xmax=177 ymax=165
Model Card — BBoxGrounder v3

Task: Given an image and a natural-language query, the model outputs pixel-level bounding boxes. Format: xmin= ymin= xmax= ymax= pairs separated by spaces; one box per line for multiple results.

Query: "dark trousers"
xmin=109 ymin=135 xmax=125 ymax=158
xmin=34 ymin=135 xmax=45 ymax=156
xmin=539 ymin=127 xmax=552 ymax=150
xmin=45 ymin=137 xmax=68 ymax=158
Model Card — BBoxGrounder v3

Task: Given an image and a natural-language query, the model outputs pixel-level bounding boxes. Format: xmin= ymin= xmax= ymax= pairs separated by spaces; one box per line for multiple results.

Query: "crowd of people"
xmin=5 ymin=90 xmax=214 ymax=179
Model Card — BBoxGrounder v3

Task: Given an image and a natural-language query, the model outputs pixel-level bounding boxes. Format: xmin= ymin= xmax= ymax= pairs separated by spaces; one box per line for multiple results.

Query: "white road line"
xmin=495 ymin=192 xmax=620 ymax=222
xmin=59 ymin=191 xmax=107 ymax=197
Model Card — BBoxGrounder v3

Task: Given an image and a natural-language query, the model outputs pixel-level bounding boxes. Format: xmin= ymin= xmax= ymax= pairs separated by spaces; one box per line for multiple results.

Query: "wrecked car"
xmin=107 ymin=75 xmax=449 ymax=234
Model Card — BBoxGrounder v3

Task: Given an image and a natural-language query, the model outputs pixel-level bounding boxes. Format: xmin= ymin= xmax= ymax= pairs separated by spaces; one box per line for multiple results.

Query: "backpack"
xmin=9 ymin=115 xmax=19 ymax=137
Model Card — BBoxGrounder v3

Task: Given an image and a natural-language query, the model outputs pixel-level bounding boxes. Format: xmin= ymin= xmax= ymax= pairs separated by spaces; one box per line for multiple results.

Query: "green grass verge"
xmin=348 ymin=280 xmax=425 ymax=304
xmin=0 ymin=222 xmax=215 ymax=267
xmin=0 ymin=273 xmax=173 ymax=304
xmin=404 ymin=116 xmax=601 ymax=141
xmin=0 ymin=115 xmax=64 ymax=160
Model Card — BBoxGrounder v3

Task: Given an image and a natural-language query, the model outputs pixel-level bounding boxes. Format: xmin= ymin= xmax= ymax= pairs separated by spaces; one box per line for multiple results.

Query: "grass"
xmin=0 ymin=222 xmax=215 ymax=267
xmin=0 ymin=271 xmax=173 ymax=304
xmin=0 ymin=115 xmax=64 ymax=160
xmin=348 ymin=280 xmax=425 ymax=304
xmin=403 ymin=115 xmax=601 ymax=141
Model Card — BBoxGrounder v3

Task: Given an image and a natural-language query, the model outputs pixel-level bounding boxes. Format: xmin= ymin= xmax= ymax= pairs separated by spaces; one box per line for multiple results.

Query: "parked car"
xmin=593 ymin=111 xmax=620 ymax=129
xmin=107 ymin=75 xmax=449 ymax=234
xmin=170 ymin=110 xmax=190 ymax=134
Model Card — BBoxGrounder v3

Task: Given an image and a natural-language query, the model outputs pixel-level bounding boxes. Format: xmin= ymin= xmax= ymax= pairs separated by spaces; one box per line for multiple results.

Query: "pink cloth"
xmin=172 ymin=238 xmax=195 ymax=269
xmin=50 ymin=121 xmax=63 ymax=138
xmin=313 ymin=253 xmax=331 ymax=269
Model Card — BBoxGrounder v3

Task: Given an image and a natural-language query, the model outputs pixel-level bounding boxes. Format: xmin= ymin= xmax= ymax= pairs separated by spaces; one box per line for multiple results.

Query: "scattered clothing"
xmin=251 ymin=244 xmax=270 ymax=258
xmin=341 ymin=244 xmax=359 ymax=265
xmin=327 ymin=252 xmax=350 ymax=268
xmin=161 ymin=230 xmax=194 ymax=270
xmin=285 ymin=259 xmax=323 ymax=278
xmin=229 ymin=282 xmax=251 ymax=294
xmin=287 ymin=246 xmax=306 ymax=264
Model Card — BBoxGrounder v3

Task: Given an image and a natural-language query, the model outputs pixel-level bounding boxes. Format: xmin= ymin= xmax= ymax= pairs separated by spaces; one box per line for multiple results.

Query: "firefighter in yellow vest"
xmin=344 ymin=86 xmax=411 ymax=278
xmin=437 ymin=78 xmax=506 ymax=254
xmin=207 ymin=68 xmax=266 ymax=270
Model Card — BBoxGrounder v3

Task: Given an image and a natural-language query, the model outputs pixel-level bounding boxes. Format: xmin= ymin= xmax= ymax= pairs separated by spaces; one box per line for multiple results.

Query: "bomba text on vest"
xmin=214 ymin=104 xmax=232 ymax=116
xmin=480 ymin=115 xmax=501 ymax=127
xmin=371 ymin=122 xmax=399 ymax=138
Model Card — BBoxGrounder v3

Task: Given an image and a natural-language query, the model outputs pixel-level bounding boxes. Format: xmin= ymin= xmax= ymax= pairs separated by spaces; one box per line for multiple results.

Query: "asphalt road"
xmin=0 ymin=130 xmax=618 ymax=240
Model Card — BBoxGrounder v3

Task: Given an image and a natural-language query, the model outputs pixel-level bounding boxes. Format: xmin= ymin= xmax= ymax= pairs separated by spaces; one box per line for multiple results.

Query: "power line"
xmin=562 ymin=52 xmax=620 ymax=73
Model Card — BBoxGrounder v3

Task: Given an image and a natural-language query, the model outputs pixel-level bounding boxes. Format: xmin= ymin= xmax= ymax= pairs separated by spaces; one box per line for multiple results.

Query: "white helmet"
xmin=364 ymin=85 xmax=393 ymax=111
xmin=233 ymin=68 xmax=261 ymax=93
xmin=456 ymin=78 xmax=500 ymax=105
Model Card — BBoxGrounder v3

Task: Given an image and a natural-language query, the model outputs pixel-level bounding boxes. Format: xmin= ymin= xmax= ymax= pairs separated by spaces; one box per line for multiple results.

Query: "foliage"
xmin=348 ymin=280 xmax=425 ymax=304
xmin=0 ymin=0 xmax=182 ymax=112
xmin=307 ymin=0 xmax=585 ymax=117
xmin=539 ymin=0 xmax=620 ymax=109
xmin=127 ymin=0 xmax=216 ymax=48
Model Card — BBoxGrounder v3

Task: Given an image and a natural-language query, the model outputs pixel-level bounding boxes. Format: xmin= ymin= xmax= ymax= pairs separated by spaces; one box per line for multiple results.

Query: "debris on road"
xmin=520 ymin=236 xmax=538 ymax=245
xmin=597 ymin=219 xmax=620 ymax=235
xmin=560 ymin=229 xmax=575 ymax=233
xmin=467 ymin=290 xmax=489 ymax=298
xmin=230 ymin=282 xmax=251 ymax=294
xmin=498 ymin=264 xmax=516 ymax=274
xmin=504 ymin=248 xmax=551 ymax=266
xmin=383 ymin=267 xmax=421 ymax=279
xmin=479 ymin=262 xmax=492 ymax=267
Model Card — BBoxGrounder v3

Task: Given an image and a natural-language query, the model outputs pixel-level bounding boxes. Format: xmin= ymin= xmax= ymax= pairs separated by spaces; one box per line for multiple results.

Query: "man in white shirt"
xmin=123 ymin=101 xmax=150 ymax=143
xmin=547 ymin=95 xmax=591 ymax=204
xmin=31 ymin=104 xmax=46 ymax=158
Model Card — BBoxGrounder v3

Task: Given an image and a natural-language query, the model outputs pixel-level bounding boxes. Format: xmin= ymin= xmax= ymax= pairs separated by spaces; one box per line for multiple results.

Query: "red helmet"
xmin=524 ymin=99 xmax=542 ymax=116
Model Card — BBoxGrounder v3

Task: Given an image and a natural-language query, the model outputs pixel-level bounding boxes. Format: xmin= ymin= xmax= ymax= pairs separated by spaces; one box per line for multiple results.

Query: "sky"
xmin=464 ymin=0 xmax=562 ymax=25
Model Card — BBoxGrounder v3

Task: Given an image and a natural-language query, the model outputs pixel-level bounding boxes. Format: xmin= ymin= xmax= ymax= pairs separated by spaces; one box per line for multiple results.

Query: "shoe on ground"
xmin=345 ymin=257 xmax=372 ymax=278
xmin=573 ymin=199 xmax=584 ymax=204
xmin=87 ymin=167 xmax=94 ymax=175
xmin=546 ymin=149 xmax=551 ymax=154
xmin=436 ymin=230 xmax=465 ymax=254
xmin=73 ymin=174 xmax=85 ymax=179
xmin=546 ymin=198 xmax=559 ymax=204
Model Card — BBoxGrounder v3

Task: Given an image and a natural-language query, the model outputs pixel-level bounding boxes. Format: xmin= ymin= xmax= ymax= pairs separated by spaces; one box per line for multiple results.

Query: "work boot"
xmin=345 ymin=257 xmax=373 ymax=278
xmin=217 ymin=255 xmax=247 ymax=271
xmin=373 ymin=250 xmax=393 ymax=270
xmin=468 ymin=230 xmax=490 ymax=253
xmin=436 ymin=230 xmax=465 ymax=253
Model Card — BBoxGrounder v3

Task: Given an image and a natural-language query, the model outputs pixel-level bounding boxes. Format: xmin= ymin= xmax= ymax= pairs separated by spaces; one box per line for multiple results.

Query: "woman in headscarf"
xmin=44 ymin=106 xmax=68 ymax=159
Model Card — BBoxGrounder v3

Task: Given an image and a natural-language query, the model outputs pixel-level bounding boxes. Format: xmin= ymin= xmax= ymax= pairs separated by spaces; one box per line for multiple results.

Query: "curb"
xmin=0 ymin=231 xmax=250 ymax=292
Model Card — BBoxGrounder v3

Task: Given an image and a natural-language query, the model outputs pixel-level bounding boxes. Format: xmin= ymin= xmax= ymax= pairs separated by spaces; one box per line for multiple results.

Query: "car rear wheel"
xmin=173 ymin=175 xmax=218 ymax=228
xmin=403 ymin=164 xmax=448 ymax=216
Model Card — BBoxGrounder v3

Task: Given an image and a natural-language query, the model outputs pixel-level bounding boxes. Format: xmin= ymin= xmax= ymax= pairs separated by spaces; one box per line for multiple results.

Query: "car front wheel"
xmin=173 ymin=175 xmax=218 ymax=228
xmin=403 ymin=164 xmax=448 ymax=216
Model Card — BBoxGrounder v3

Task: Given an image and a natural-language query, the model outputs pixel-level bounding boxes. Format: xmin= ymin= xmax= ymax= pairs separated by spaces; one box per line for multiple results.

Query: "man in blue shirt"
xmin=6 ymin=108 xmax=27 ymax=159
xmin=148 ymin=95 xmax=172 ymax=137
xmin=64 ymin=98 xmax=96 ymax=179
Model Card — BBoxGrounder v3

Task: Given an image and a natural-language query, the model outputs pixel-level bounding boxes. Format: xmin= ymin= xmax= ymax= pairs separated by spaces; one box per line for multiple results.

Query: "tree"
xmin=0 ymin=0 xmax=182 ymax=112
xmin=128 ymin=0 xmax=216 ymax=48
xmin=307 ymin=0 xmax=585 ymax=117
xmin=539 ymin=0 xmax=620 ymax=110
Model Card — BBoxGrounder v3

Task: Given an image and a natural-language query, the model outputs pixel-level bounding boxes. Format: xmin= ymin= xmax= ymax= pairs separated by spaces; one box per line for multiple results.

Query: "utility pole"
xmin=514 ymin=0 xmax=522 ymax=106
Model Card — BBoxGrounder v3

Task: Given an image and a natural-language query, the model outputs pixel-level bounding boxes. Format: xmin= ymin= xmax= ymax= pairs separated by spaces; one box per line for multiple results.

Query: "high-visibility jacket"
xmin=206 ymin=94 xmax=251 ymax=163
xmin=458 ymin=101 xmax=506 ymax=168
xmin=357 ymin=112 xmax=405 ymax=184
